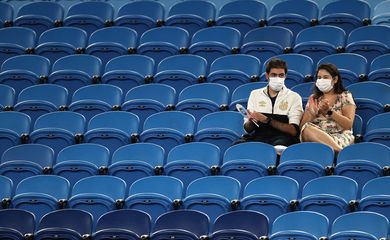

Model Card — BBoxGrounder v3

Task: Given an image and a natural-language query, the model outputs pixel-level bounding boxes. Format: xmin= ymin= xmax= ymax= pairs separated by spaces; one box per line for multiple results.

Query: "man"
xmin=239 ymin=58 xmax=303 ymax=147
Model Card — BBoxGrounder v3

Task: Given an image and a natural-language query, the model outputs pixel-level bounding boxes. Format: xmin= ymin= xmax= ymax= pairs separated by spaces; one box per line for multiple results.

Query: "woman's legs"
xmin=301 ymin=124 xmax=343 ymax=152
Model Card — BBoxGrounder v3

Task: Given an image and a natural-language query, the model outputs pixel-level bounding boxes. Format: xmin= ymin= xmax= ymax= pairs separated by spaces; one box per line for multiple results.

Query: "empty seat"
xmin=84 ymin=111 xmax=140 ymax=156
xmin=368 ymin=53 xmax=390 ymax=85
xmin=86 ymin=27 xmax=138 ymax=66
xmin=0 ymin=144 xmax=54 ymax=187
xmin=125 ymin=176 xmax=184 ymax=222
xmin=294 ymin=25 xmax=346 ymax=65
xmin=0 ymin=2 xmax=13 ymax=28
xmin=290 ymin=82 xmax=315 ymax=106
xmin=35 ymin=27 xmax=87 ymax=64
xmin=0 ymin=27 xmax=36 ymax=65
xmin=176 ymin=83 xmax=229 ymax=122
xmin=0 ymin=55 xmax=50 ymax=95
xmin=153 ymin=54 xmax=208 ymax=93
xmin=229 ymin=82 xmax=268 ymax=110
xmin=34 ymin=209 xmax=93 ymax=240
xmin=14 ymin=2 xmax=64 ymax=37
xmin=14 ymin=84 xmax=69 ymax=124
xmin=0 ymin=175 xmax=13 ymax=208
xmin=241 ymin=26 xmax=294 ymax=65
xmin=372 ymin=0 xmax=390 ymax=25
xmin=216 ymin=0 xmax=267 ymax=35
xmin=115 ymin=1 xmax=165 ymax=36
xmin=364 ymin=112 xmax=390 ymax=147
xmin=207 ymin=54 xmax=261 ymax=92
xmin=53 ymin=143 xmax=110 ymax=187
xmin=137 ymin=26 xmax=189 ymax=63
xmin=166 ymin=0 xmax=216 ymax=36
xmin=189 ymin=26 xmax=241 ymax=64
xmin=359 ymin=176 xmax=390 ymax=220
xmin=0 ymin=112 xmax=31 ymax=156
xmin=0 ymin=209 xmax=35 ymax=239
xmin=121 ymin=83 xmax=176 ymax=129
xmin=140 ymin=111 xmax=196 ymax=153
xmin=69 ymin=84 xmax=123 ymax=122
xmin=48 ymin=54 xmax=103 ymax=96
xmin=102 ymin=55 xmax=155 ymax=94
xmin=267 ymin=0 xmax=319 ymax=36
xmin=109 ymin=143 xmax=165 ymax=188
xmin=183 ymin=176 xmax=241 ymax=223
xmin=63 ymin=1 xmax=114 ymax=36
xmin=0 ymin=84 xmax=15 ymax=111
xmin=165 ymin=142 xmax=220 ymax=188
xmin=12 ymin=175 xmax=70 ymax=222
xmin=241 ymin=176 xmax=299 ymax=224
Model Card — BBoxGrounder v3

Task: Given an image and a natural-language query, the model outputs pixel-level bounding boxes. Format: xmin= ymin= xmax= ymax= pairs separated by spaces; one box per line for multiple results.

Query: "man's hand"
xmin=248 ymin=109 xmax=269 ymax=124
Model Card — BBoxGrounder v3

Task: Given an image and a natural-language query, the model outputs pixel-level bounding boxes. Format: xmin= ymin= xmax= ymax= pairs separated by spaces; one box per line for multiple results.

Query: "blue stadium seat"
xmin=261 ymin=54 xmax=314 ymax=88
xmin=319 ymin=0 xmax=371 ymax=35
xmin=69 ymin=84 xmax=123 ymax=123
xmin=317 ymin=53 xmax=368 ymax=86
xmin=125 ymin=176 xmax=184 ymax=222
xmin=14 ymin=2 xmax=64 ymax=37
xmin=12 ymin=175 xmax=70 ymax=222
xmin=86 ymin=27 xmax=138 ymax=66
xmin=359 ymin=176 xmax=390 ymax=220
xmin=30 ymin=111 xmax=85 ymax=156
xmin=207 ymin=54 xmax=261 ymax=92
xmin=0 ymin=144 xmax=54 ymax=187
xmin=329 ymin=212 xmax=389 ymax=240
xmin=121 ymin=83 xmax=176 ymax=126
xmin=165 ymin=142 xmax=220 ymax=188
xmin=68 ymin=176 xmax=126 ymax=224
xmin=153 ymin=54 xmax=208 ymax=93
xmin=372 ymin=0 xmax=390 ymax=25
xmin=270 ymin=211 xmax=329 ymax=240
xmin=84 ymin=111 xmax=140 ymax=156
xmin=194 ymin=111 xmax=244 ymax=154
xmin=241 ymin=176 xmax=299 ymax=224
xmin=241 ymin=26 xmax=293 ymax=65
xmin=151 ymin=210 xmax=210 ymax=240
xmin=14 ymin=84 xmax=68 ymax=124
xmin=183 ymin=176 xmax=241 ymax=223
xmin=63 ymin=1 xmax=114 ymax=36
xmin=368 ymin=53 xmax=390 ymax=85
xmin=34 ymin=209 xmax=93 ymax=240
xmin=0 ymin=2 xmax=13 ymax=28
xmin=0 ymin=27 xmax=36 ymax=65
xmin=294 ymin=25 xmax=346 ymax=65
xmin=0 ymin=55 xmax=50 ymax=95
xmin=0 ymin=175 xmax=12 ymax=208
xmin=35 ymin=27 xmax=87 ymax=64
xmin=53 ymin=143 xmax=110 ymax=187
xmin=94 ymin=209 xmax=151 ymax=240
xmin=353 ymin=114 xmax=363 ymax=139
xmin=102 ymin=55 xmax=155 ymax=94
xmin=346 ymin=25 xmax=390 ymax=64
xmin=212 ymin=210 xmax=268 ymax=240
xmin=229 ymin=82 xmax=268 ymax=110
xmin=0 ymin=84 xmax=15 ymax=111
xmin=267 ymin=0 xmax=319 ymax=37
xmin=364 ymin=112 xmax=390 ymax=147
xmin=109 ymin=143 xmax=165 ymax=188
xmin=176 ymin=83 xmax=229 ymax=122
xmin=189 ymin=26 xmax=241 ymax=64
xmin=0 ymin=112 xmax=31 ymax=156
xmin=299 ymin=176 xmax=358 ymax=223
xmin=216 ymin=0 xmax=267 ymax=36
xmin=277 ymin=142 xmax=334 ymax=194
xmin=115 ymin=1 xmax=165 ymax=36
xmin=335 ymin=142 xmax=390 ymax=196
xmin=0 ymin=209 xmax=35 ymax=239
xmin=137 ymin=26 xmax=190 ymax=63
xmin=140 ymin=111 xmax=196 ymax=153
xmin=290 ymin=82 xmax=315 ymax=106
xmin=166 ymin=0 xmax=216 ymax=36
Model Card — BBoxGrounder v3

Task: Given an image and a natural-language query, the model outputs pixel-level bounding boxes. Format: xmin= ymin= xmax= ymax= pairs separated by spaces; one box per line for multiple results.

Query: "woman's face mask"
xmin=316 ymin=78 xmax=333 ymax=93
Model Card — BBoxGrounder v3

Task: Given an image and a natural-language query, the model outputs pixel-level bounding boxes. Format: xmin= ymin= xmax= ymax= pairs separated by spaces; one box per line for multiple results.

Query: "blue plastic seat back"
xmin=271 ymin=211 xmax=329 ymax=239
xmin=71 ymin=84 xmax=123 ymax=107
xmin=337 ymin=142 xmax=390 ymax=167
xmin=186 ymin=176 xmax=241 ymax=201
xmin=280 ymin=142 xmax=334 ymax=167
xmin=209 ymin=54 xmax=261 ymax=78
xmin=365 ymin=113 xmax=390 ymax=146
xmin=51 ymin=54 xmax=102 ymax=77
xmin=361 ymin=176 xmax=390 ymax=197
xmin=366 ymin=112 xmax=390 ymax=132
xmin=0 ymin=27 xmax=36 ymax=65
xmin=56 ymin=143 xmax=110 ymax=168
xmin=111 ymin=143 xmax=165 ymax=167
xmin=369 ymin=53 xmax=390 ymax=84
xmin=14 ymin=2 xmax=64 ymax=36
xmin=0 ymin=209 xmax=35 ymax=237
xmin=2 ymin=143 xmax=54 ymax=168
xmin=0 ymin=175 xmax=13 ymax=202
xmin=0 ymin=2 xmax=13 ymax=27
xmin=87 ymin=111 xmax=140 ymax=135
xmin=230 ymin=82 xmax=268 ymax=109
xmin=128 ymin=176 xmax=184 ymax=200
xmin=0 ymin=84 xmax=15 ymax=110
xmin=15 ymin=175 xmax=70 ymax=199
xmin=197 ymin=111 xmax=244 ymax=136
xmin=317 ymin=53 xmax=368 ymax=86
xmin=290 ymin=82 xmax=315 ymax=106
xmin=330 ymin=212 xmax=389 ymax=239
xmin=372 ymin=0 xmax=390 ymax=25
xmin=143 ymin=111 xmax=196 ymax=135
xmin=0 ymin=111 xmax=31 ymax=135
xmin=353 ymin=114 xmax=363 ymax=137
xmin=34 ymin=111 xmax=86 ymax=135
xmin=224 ymin=142 xmax=277 ymax=167
xmin=115 ymin=1 xmax=165 ymax=35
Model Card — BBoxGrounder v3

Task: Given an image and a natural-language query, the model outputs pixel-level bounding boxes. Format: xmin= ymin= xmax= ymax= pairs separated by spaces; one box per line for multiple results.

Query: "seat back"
xmin=0 ymin=175 xmax=13 ymax=204
xmin=0 ymin=209 xmax=35 ymax=237
xmin=0 ymin=27 xmax=36 ymax=65
xmin=0 ymin=2 xmax=13 ymax=27
xmin=143 ymin=111 xmax=196 ymax=136
xmin=230 ymin=82 xmax=268 ymax=109
xmin=0 ymin=84 xmax=15 ymax=110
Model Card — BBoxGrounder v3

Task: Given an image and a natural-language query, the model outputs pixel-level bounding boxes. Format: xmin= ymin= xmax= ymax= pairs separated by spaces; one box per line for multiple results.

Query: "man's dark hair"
xmin=313 ymin=63 xmax=346 ymax=98
xmin=265 ymin=58 xmax=288 ymax=74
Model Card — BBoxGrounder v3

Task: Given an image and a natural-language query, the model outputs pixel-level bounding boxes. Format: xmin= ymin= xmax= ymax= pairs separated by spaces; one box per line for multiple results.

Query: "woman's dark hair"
xmin=313 ymin=63 xmax=346 ymax=98
xmin=266 ymin=58 xmax=288 ymax=74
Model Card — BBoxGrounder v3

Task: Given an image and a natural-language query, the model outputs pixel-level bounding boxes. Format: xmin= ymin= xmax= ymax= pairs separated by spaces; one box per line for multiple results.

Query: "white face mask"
xmin=316 ymin=78 xmax=333 ymax=93
xmin=268 ymin=77 xmax=285 ymax=92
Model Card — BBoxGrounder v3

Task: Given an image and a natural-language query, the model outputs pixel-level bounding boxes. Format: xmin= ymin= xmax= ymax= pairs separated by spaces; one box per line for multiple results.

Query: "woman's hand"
xmin=307 ymin=96 xmax=319 ymax=117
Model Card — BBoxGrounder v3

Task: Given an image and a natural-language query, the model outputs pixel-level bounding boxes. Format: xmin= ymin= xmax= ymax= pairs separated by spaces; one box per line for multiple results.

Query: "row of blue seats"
xmin=1 ymin=208 xmax=388 ymax=240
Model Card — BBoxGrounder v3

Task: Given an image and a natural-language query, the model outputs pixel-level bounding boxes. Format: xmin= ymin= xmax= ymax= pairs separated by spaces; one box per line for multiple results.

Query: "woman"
xmin=300 ymin=63 xmax=356 ymax=152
